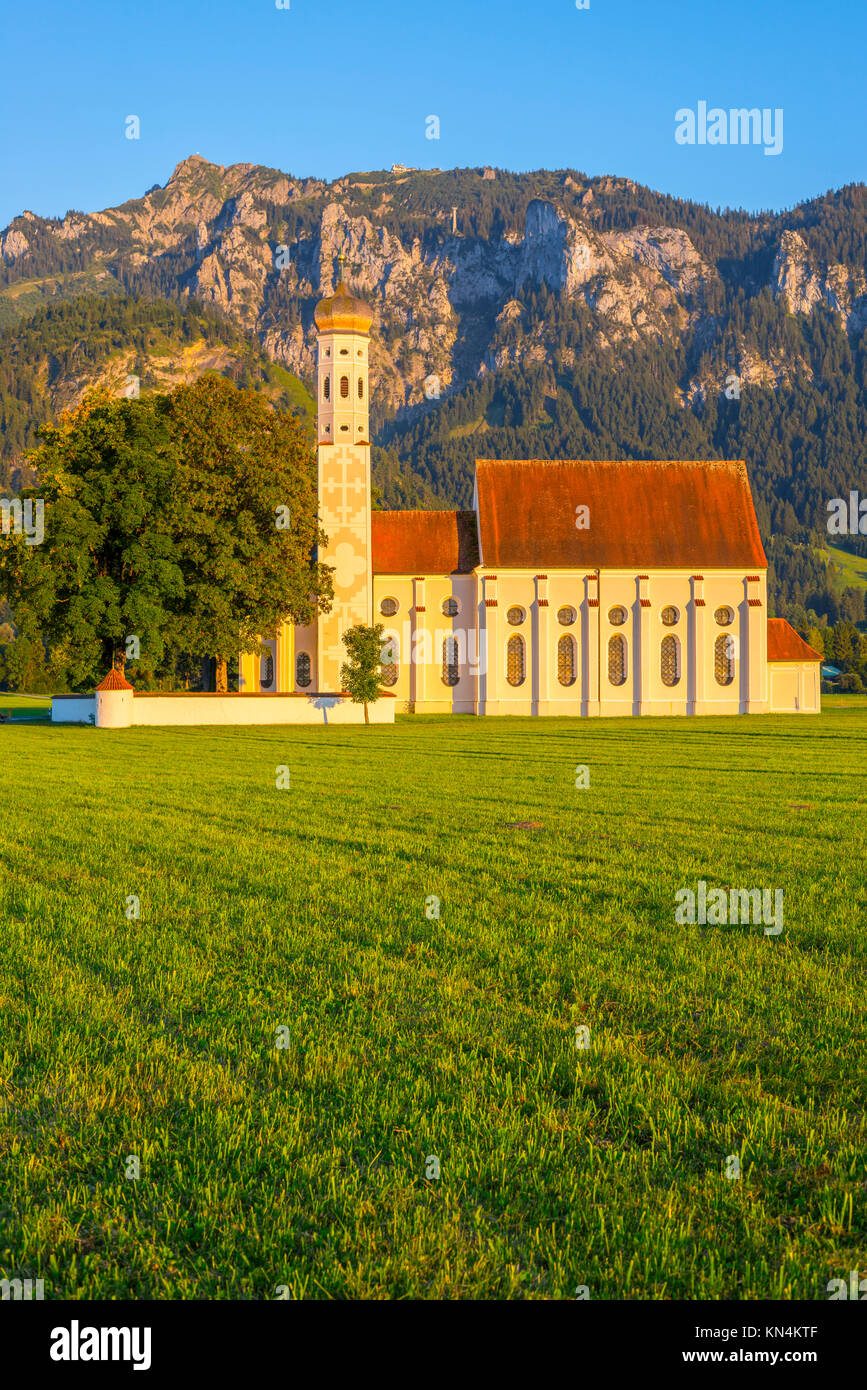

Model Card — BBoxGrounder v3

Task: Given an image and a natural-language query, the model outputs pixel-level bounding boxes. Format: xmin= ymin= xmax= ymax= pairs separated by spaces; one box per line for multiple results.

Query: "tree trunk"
xmin=363 ymin=701 xmax=369 ymax=725
xmin=216 ymin=659 xmax=228 ymax=694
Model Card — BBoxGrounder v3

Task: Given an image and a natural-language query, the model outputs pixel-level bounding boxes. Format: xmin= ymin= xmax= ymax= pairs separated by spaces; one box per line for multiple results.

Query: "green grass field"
xmin=1 ymin=704 xmax=865 ymax=1299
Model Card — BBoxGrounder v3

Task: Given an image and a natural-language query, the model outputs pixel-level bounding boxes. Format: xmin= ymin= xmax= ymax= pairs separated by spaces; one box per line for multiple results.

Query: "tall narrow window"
xmin=358 ymin=377 xmax=364 ymax=399
xmin=381 ymin=633 xmax=399 ymax=687
xmin=296 ymin=652 xmax=311 ymax=688
xmin=558 ymin=634 xmax=576 ymax=686
xmin=506 ymin=635 xmax=525 ymax=687
xmin=261 ymin=651 xmax=274 ymax=690
xmin=608 ymin=634 xmax=626 ymax=686
xmin=442 ymin=635 xmax=459 ymax=687
xmin=340 ymin=375 xmax=350 ymax=398
xmin=323 ymin=376 xmax=330 ymax=401
xmin=715 ymin=634 xmax=735 ymax=685
xmin=660 ymin=635 xmax=680 ymax=687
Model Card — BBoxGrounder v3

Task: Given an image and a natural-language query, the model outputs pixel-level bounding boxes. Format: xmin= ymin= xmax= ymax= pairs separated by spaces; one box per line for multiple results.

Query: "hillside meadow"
xmin=0 ymin=699 xmax=864 ymax=1299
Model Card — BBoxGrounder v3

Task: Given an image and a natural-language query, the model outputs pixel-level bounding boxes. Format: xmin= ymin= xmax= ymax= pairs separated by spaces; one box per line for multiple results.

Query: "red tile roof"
xmin=95 ymin=668 xmax=134 ymax=691
xmin=767 ymin=619 xmax=822 ymax=663
xmin=372 ymin=509 xmax=479 ymax=575
xmin=474 ymin=459 xmax=767 ymax=570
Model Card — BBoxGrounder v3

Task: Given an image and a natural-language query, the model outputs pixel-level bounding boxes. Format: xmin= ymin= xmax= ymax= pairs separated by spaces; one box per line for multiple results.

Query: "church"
xmin=238 ymin=272 xmax=821 ymax=718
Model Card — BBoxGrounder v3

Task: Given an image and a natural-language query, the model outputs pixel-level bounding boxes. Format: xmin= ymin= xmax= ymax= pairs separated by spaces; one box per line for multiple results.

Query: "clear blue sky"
xmin=1 ymin=0 xmax=863 ymax=229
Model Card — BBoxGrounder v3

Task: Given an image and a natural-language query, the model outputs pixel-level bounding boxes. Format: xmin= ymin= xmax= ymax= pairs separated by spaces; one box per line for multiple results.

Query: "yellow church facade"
xmin=239 ymin=276 xmax=821 ymax=717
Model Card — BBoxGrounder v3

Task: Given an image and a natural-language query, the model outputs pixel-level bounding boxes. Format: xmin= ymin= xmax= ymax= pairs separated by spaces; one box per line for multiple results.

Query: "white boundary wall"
xmin=52 ymin=693 xmax=395 ymax=727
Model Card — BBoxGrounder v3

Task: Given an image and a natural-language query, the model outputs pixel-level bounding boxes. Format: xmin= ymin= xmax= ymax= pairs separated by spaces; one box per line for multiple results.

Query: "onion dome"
xmin=314 ymin=256 xmax=373 ymax=334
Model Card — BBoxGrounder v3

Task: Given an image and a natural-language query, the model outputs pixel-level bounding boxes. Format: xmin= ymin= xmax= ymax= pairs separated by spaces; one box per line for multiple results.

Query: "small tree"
xmin=340 ymin=623 xmax=385 ymax=725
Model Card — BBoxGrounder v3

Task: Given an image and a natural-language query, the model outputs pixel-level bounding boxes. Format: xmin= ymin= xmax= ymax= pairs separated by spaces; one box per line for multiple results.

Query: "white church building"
xmin=239 ymin=274 xmax=821 ymax=718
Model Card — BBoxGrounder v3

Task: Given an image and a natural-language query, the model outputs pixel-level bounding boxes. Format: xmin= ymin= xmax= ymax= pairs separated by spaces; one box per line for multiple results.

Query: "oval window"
xmin=340 ymin=375 xmax=350 ymax=398
xmin=506 ymin=606 xmax=525 ymax=626
xmin=442 ymin=597 xmax=459 ymax=617
xmin=380 ymin=597 xmax=399 ymax=617
xmin=661 ymin=606 xmax=679 ymax=627
xmin=715 ymin=606 xmax=734 ymax=626
xmin=557 ymin=605 xmax=577 ymax=626
xmin=608 ymin=605 xmax=627 ymax=626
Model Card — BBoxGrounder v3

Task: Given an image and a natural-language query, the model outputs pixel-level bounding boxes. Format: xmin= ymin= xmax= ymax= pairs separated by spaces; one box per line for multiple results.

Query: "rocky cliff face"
xmin=2 ymin=156 xmax=865 ymax=415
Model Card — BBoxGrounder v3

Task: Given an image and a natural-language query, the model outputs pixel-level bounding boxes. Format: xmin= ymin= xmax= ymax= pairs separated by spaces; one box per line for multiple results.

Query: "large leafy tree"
xmin=0 ymin=377 xmax=332 ymax=690
xmin=156 ymin=375 xmax=331 ymax=691
xmin=0 ymin=392 xmax=184 ymax=686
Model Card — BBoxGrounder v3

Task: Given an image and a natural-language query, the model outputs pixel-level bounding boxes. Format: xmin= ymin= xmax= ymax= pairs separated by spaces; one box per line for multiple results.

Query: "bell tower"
xmin=313 ymin=257 xmax=374 ymax=690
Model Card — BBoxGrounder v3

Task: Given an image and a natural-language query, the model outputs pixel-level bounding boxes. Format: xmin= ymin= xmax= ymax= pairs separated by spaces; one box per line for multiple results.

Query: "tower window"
xmin=296 ymin=652 xmax=311 ymax=688
xmin=558 ymin=634 xmax=576 ymax=686
xmin=340 ymin=375 xmax=350 ymax=398
xmin=506 ymin=635 xmax=525 ymax=687
xmin=340 ymin=348 xmax=349 ymax=356
xmin=608 ymin=635 xmax=626 ymax=686
xmin=442 ymin=635 xmax=459 ymax=687
xmin=661 ymin=635 xmax=680 ymax=687
xmin=358 ymin=377 xmax=364 ymax=399
xmin=323 ymin=376 xmax=330 ymax=401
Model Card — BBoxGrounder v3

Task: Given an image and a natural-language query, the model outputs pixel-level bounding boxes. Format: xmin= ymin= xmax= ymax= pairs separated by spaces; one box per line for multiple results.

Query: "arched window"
xmin=261 ymin=650 xmax=274 ymax=690
xmin=340 ymin=375 xmax=350 ymax=398
xmin=608 ymin=634 xmax=626 ymax=686
xmin=380 ymin=632 xmax=399 ymax=687
xmin=558 ymin=634 xmax=576 ymax=686
xmin=296 ymin=652 xmax=311 ymax=688
xmin=323 ymin=376 xmax=330 ymax=401
xmin=715 ymin=634 xmax=735 ymax=685
xmin=506 ymin=606 xmax=525 ymax=626
xmin=442 ymin=635 xmax=459 ymax=687
xmin=661 ymin=606 xmax=679 ymax=626
xmin=608 ymin=605 xmax=627 ymax=626
xmin=557 ymin=605 xmax=577 ymax=626
xmin=357 ymin=377 xmax=364 ymax=399
xmin=660 ymin=635 xmax=680 ymax=687
xmin=380 ymin=597 xmax=399 ymax=616
xmin=442 ymin=597 xmax=459 ymax=617
xmin=506 ymin=635 xmax=525 ymax=686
